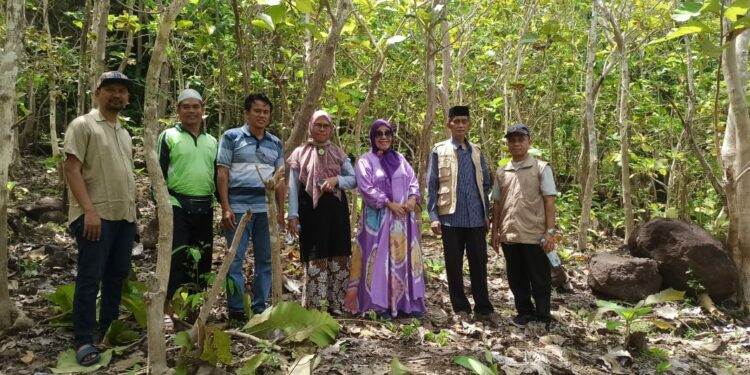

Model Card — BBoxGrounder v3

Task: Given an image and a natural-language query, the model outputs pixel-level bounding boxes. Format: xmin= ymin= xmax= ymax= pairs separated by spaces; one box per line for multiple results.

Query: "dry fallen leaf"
xmin=20 ymin=350 xmax=34 ymax=364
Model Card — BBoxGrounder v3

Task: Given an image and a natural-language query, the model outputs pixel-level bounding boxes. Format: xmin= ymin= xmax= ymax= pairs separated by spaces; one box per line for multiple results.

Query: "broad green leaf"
xmin=734 ymin=16 xmax=750 ymax=30
xmin=243 ymin=301 xmax=339 ymax=348
xmin=726 ymin=0 xmax=750 ymax=21
xmin=391 ymin=356 xmax=412 ymax=375
xmin=51 ymin=349 xmax=113 ymax=374
xmin=105 ymin=320 xmax=139 ymax=345
xmin=121 ymin=285 xmax=147 ymax=328
xmin=258 ymin=0 xmax=281 ymax=5
xmin=452 ymin=355 xmax=496 ymax=375
xmin=189 ymin=0 xmax=199 ymax=4
xmin=176 ymin=20 xmax=193 ymax=29
xmin=174 ymin=331 xmax=193 ymax=351
xmin=606 ymin=320 xmax=623 ymax=331
xmin=201 ymin=329 xmax=232 ymax=365
xmin=237 ymin=353 xmax=272 ymax=375
xmin=296 ymin=0 xmax=314 ymax=13
xmin=497 ymin=157 xmax=511 ymax=167
xmin=519 ymin=32 xmax=539 ymax=44
xmin=47 ymin=283 xmax=76 ymax=313
xmin=338 ymin=79 xmax=357 ymax=89
xmin=702 ymin=0 xmax=722 ymax=14
xmin=644 ymin=288 xmax=685 ymax=305
xmin=664 ymin=20 xmax=710 ymax=40
xmin=386 ymin=35 xmax=407 ymax=45
xmin=267 ymin=5 xmax=287 ymax=24
xmin=671 ymin=1 xmax=703 ymax=22
xmin=252 ymin=14 xmax=275 ymax=31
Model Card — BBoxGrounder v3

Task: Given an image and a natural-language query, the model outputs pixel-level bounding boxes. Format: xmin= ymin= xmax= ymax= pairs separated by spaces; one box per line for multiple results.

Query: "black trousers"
xmin=501 ymin=243 xmax=551 ymax=321
xmin=441 ymin=226 xmax=493 ymax=314
xmin=167 ymin=206 xmax=214 ymax=299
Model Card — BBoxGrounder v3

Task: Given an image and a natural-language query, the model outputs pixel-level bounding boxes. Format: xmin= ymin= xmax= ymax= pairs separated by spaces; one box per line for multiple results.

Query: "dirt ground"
xmin=2 ymin=156 xmax=750 ymax=375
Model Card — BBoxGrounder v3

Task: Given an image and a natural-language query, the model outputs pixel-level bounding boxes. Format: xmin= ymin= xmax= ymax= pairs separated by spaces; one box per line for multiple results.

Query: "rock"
xmin=38 ymin=210 xmax=66 ymax=224
xmin=44 ymin=244 xmax=65 ymax=254
xmin=141 ymin=217 xmax=159 ymax=250
xmin=43 ymin=251 xmax=72 ymax=269
xmin=551 ymin=265 xmax=568 ymax=289
xmin=25 ymin=197 xmax=64 ymax=221
xmin=628 ymin=218 xmax=738 ymax=302
xmin=588 ymin=254 xmax=662 ymax=301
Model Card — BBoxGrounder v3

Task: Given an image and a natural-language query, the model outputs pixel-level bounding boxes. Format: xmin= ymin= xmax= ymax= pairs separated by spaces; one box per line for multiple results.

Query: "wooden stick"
xmin=225 ymin=329 xmax=282 ymax=351
xmin=256 ymin=166 xmax=285 ymax=304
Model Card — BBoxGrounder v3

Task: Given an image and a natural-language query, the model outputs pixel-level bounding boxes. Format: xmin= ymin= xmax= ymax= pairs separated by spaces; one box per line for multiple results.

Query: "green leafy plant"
xmin=646 ymin=347 xmax=671 ymax=373
xmin=592 ymin=288 xmax=685 ymax=346
xmin=423 ymin=329 xmax=450 ymax=346
xmin=171 ymin=287 xmax=204 ymax=320
xmin=242 ymin=301 xmax=339 ymax=348
xmin=200 ymin=327 xmax=233 ymax=365
xmin=46 ymin=282 xmax=76 ymax=326
xmin=398 ymin=319 xmax=421 ymax=338
xmin=453 ymin=351 xmax=498 ymax=375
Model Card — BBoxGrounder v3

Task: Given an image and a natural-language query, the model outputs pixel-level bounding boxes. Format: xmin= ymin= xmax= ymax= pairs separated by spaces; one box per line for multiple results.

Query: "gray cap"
xmin=504 ymin=124 xmax=530 ymax=138
xmin=177 ymin=88 xmax=203 ymax=105
xmin=96 ymin=71 xmax=130 ymax=89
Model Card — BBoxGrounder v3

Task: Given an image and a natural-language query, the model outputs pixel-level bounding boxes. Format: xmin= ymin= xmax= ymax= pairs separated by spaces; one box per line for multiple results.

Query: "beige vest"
xmin=496 ymin=156 xmax=548 ymax=244
xmin=435 ymin=139 xmax=486 ymax=216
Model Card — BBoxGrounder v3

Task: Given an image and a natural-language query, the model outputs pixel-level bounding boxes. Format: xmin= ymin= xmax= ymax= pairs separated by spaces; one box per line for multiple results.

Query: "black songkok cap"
xmin=448 ymin=105 xmax=470 ymax=118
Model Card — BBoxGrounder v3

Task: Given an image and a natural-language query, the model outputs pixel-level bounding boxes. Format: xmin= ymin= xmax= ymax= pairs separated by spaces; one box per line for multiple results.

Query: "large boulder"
xmin=628 ymin=218 xmax=738 ymax=302
xmin=588 ymin=254 xmax=662 ymax=301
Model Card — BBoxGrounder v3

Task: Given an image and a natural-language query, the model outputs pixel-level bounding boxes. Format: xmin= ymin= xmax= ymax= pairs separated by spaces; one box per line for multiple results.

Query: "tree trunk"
xmin=142 ymin=1 xmax=189 ymax=373
xmin=76 ymin=0 xmax=93 ymax=116
xmin=44 ymin=0 xmax=63 ymax=185
xmin=0 ymin=0 xmax=25 ymax=331
xmin=258 ymin=168 xmax=285 ymax=303
xmin=18 ymin=81 xmax=36 ymax=150
xmin=416 ymin=0 xmax=440 ymax=194
xmin=230 ymin=0 xmax=251 ymax=95
xmin=117 ymin=0 xmax=137 ymax=73
xmin=283 ymin=0 xmax=353 ymax=157
xmin=89 ymin=0 xmax=110 ymax=109
xmin=722 ymin=30 xmax=750 ymax=311
xmin=438 ymin=0 xmax=452 ymax=118
xmin=577 ymin=2 xmax=600 ymax=250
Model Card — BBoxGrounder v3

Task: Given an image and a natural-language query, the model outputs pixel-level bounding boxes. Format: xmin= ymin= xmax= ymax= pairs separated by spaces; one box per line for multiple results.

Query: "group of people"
xmin=63 ymin=71 xmax=558 ymax=367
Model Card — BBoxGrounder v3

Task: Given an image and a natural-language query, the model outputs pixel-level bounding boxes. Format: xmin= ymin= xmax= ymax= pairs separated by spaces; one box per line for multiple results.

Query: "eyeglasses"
xmin=375 ymin=130 xmax=393 ymax=138
xmin=313 ymin=123 xmax=331 ymax=130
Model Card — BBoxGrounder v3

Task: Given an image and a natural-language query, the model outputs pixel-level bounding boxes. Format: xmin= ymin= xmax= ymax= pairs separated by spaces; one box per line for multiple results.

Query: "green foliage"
xmin=237 ymin=353 xmax=273 ymax=375
xmin=46 ymin=282 xmax=75 ymax=326
xmin=120 ymin=279 xmax=148 ymax=328
xmin=174 ymin=331 xmax=193 ymax=351
xmin=105 ymin=320 xmax=140 ymax=346
xmin=397 ymin=319 xmax=421 ymax=338
xmin=390 ymin=357 xmax=413 ymax=375
xmin=243 ymin=301 xmax=339 ymax=348
xmin=51 ymin=348 xmax=113 ymax=374
xmin=593 ymin=289 xmax=685 ymax=345
xmin=452 ymin=351 xmax=498 ymax=375
xmin=423 ymin=329 xmax=450 ymax=346
xmin=171 ymin=287 xmax=205 ymax=320
xmin=201 ymin=328 xmax=233 ymax=365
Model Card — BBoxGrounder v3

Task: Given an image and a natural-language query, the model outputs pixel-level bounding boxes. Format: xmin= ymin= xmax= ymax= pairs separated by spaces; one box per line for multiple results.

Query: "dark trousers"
xmin=502 ymin=243 xmax=551 ymax=321
xmin=167 ymin=206 xmax=214 ymax=299
xmin=70 ymin=216 xmax=135 ymax=348
xmin=442 ymin=226 xmax=493 ymax=314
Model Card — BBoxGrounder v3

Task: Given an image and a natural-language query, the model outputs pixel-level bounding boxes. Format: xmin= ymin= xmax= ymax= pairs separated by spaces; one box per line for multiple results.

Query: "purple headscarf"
xmin=369 ymin=119 xmax=401 ymax=181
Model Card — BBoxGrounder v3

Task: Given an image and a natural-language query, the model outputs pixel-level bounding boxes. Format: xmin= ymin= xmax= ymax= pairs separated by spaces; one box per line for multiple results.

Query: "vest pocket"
xmin=438 ymin=185 xmax=451 ymax=206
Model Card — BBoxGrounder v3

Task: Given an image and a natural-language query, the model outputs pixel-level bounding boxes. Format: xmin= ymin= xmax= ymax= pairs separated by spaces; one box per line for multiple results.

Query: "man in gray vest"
xmin=427 ymin=105 xmax=497 ymax=324
xmin=491 ymin=124 xmax=557 ymax=330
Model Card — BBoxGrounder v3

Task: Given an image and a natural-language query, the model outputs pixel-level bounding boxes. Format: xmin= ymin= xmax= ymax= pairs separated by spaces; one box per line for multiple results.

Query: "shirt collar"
xmin=242 ymin=124 xmax=266 ymax=141
xmin=450 ymin=138 xmax=472 ymax=151
xmin=176 ymin=123 xmax=206 ymax=134
xmin=90 ymin=109 xmax=121 ymax=129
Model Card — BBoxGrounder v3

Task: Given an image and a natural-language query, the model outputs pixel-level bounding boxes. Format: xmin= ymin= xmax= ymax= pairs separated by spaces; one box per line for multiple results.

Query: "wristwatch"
xmin=546 ymin=228 xmax=557 ymax=236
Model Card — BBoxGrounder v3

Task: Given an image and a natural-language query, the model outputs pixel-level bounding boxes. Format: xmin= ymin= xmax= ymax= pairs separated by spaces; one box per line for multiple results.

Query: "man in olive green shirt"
xmin=63 ymin=71 xmax=136 ymax=366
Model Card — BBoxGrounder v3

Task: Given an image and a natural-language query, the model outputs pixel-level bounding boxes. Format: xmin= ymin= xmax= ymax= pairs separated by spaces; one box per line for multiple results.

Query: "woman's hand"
xmin=287 ymin=217 xmax=299 ymax=237
xmin=404 ymin=196 xmax=418 ymax=212
xmin=320 ymin=176 xmax=339 ymax=192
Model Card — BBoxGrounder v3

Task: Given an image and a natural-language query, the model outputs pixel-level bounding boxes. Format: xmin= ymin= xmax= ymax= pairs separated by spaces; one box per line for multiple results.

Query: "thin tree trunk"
xmin=89 ymin=0 xmax=110 ymax=109
xmin=722 ymin=30 xmax=750 ymax=310
xmin=142 ymin=1 xmax=189 ymax=373
xmin=43 ymin=0 xmax=62 ymax=185
xmin=18 ymin=81 xmax=36 ymax=150
xmin=117 ymin=0 xmax=137 ymax=73
xmin=578 ymin=2 xmax=600 ymax=250
xmin=230 ymin=0 xmax=251 ymax=95
xmin=0 ymin=0 xmax=25 ymax=331
xmin=258 ymin=168 xmax=285 ymax=303
xmin=438 ymin=0 xmax=452 ymax=118
xmin=284 ymin=0 xmax=353 ymax=156
xmin=76 ymin=0 xmax=93 ymax=116
xmin=416 ymin=0 xmax=440 ymax=194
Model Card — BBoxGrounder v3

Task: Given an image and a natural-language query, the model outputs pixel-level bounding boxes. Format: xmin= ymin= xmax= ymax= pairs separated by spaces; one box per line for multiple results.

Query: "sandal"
xmin=75 ymin=344 xmax=101 ymax=366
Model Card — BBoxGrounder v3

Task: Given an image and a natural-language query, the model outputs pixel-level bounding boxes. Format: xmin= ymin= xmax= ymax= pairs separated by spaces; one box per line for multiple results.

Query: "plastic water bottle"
xmin=541 ymin=238 xmax=561 ymax=267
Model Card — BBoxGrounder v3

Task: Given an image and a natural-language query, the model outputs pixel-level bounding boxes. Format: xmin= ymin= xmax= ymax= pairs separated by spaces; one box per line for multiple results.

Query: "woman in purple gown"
xmin=345 ymin=119 xmax=426 ymax=318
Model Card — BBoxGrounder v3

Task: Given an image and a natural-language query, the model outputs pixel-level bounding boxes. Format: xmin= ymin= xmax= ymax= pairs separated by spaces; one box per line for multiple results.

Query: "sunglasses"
xmin=375 ymin=130 xmax=393 ymax=138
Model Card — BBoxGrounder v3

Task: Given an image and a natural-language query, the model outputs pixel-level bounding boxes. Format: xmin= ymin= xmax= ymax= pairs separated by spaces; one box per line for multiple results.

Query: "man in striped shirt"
xmin=216 ymin=93 xmax=285 ymax=323
xmin=427 ymin=105 xmax=498 ymax=324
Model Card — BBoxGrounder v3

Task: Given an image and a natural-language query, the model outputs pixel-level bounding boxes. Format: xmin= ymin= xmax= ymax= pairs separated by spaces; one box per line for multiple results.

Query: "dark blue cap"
xmin=504 ymin=124 xmax=530 ymax=138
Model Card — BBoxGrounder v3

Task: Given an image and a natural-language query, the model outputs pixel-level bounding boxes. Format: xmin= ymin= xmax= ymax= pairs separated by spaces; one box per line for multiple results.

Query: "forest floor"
xmin=2 ymin=156 xmax=750 ymax=375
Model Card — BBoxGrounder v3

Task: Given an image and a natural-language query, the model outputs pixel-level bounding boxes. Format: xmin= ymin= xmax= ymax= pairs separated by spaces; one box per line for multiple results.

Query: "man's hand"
xmin=491 ymin=231 xmax=500 ymax=253
xmin=287 ymin=217 xmax=299 ymax=237
xmin=83 ymin=209 xmax=102 ymax=241
xmin=222 ymin=209 xmax=237 ymax=231
xmin=542 ymin=233 xmax=555 ymax=253
xmin=387 ymin=201 xmax=406 ymax=219
xmin=430 ymin=220 xmax=442 ymax=235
